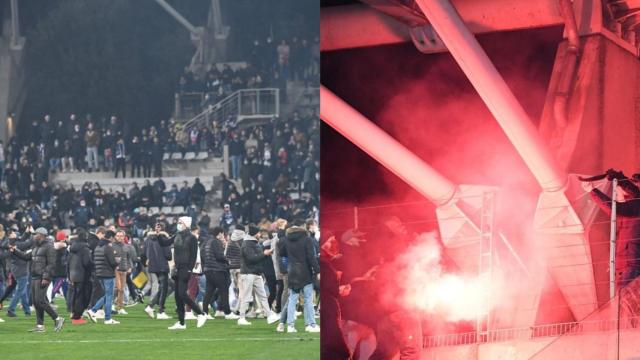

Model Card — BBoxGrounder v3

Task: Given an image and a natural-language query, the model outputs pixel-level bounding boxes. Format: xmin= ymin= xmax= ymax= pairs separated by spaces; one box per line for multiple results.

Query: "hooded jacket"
xmin=8 ymin=234 xmax=33 ymax=278
xmin=240 ymin=235 xmax=265 ymax=275
xmin=68 ymin=240 xmax=93 ymax=282
xmin=282 ymin=226 xmax=320 ymax=292
xmin=52 ymin=241 xmax=69 ymax=277
xmin=145 ymin=233 xmax=172 ymax=273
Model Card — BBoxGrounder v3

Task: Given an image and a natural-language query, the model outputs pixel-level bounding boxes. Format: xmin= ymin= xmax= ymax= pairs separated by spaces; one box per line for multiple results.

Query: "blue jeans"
xmin=8 ymin=275 xmax=30 ymax=314
xmin=197 ymin=275 xmax=207 ymax=303
xmin=286 ymin=283 xmax=316 ymax=327
xmin=92 ymin=277 xmax=115 ymax=320
xmin=230 ymin=155 xmax=241 ymax=179
xmin=49 ymin=158 xmax=60 ymax=172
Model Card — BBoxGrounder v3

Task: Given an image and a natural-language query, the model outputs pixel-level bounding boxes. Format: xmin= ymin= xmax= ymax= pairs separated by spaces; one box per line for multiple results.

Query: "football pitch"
xmin=0 ymin=297 xmax=319 ymax=360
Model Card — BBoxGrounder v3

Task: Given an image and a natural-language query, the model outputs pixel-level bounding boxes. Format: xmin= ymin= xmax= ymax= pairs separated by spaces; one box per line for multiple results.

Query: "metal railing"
xmin=423 ymin=316 xmax=640 ymax=348
xmin=180 ymin=88 xmax=279 ymax=131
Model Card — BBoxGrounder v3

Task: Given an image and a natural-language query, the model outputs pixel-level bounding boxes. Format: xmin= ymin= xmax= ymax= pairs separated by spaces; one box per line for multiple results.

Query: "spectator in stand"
xmin=165 ymin=184 xmax=179 ymax=206
xmin=102 ymin=128 xmax=115 ymax=172
xmin=70 ymin=124 xmax=85 ymax=172
xmin=229 ymin=133 xmax=243 ymax=180
xmin=84 ymin=123 xmax=100 ymax=172
xmin=219 ymin=203 xmax=235 ymax=231
xmin=177 ymin=181 xmax=191 ymax=208
xmin=142 ymin=135 xmax=153 ymax=178
xmin=130 ymin=136 xmax=142 ymax=178
xmin=175 ymin=125 xmax=189 ymax=157
xmin=114 ymin=138 xmax=126 ymax=178
xmin=49 ymin=140 xmax=61 ymax=173
xmin=18 ymin=158 xmax=32 ymax=199
xmin=61 ymin=141 xmax=74 ymax=173
xmin=191 ymin=178 xmax=206 ymax=210
xmin=74 ymin=199 xmax=92 ymax=229
xmin=152 ymin=137 xmax=164 ymax=177
xmin=0 ymin=141 xmax=5 ymax=185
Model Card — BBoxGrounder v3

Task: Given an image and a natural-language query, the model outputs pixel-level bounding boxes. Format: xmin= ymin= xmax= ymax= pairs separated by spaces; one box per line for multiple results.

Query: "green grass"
xmin=0 ymin=297 xmax=319 ymax=360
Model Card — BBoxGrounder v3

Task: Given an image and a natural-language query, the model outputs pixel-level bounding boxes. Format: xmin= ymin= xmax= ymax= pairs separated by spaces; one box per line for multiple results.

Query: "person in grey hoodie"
xmin=10 ymin=227 xmax=65 ymax=332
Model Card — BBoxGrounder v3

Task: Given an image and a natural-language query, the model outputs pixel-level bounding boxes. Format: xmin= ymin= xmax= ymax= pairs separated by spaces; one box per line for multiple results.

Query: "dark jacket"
xmin=67 ymin=241 xmax=93 ymax=283
xmin=200 ymin=235 xmax=228 ymax=272
xmin=52 ymin=242 xmax=69 ymax=278
xmin=240 ymin=236 xmax=265 ymax=275
xmin=282 ymin=226 xmax=320 ymax=291
xmin=173 ymin=230 xmax=198 ymax=270
xmin=9 ymin=234 xmax=34 ymax=278
xmin=94 ymin=240 xmax=118 ymax=278
xmin=226 ymin=240 xmax=242 ymax=270
xmin=13 ymin=238 xmax=56 ymax=281
xmin=145 ymin=233 xmax=172 ymax=273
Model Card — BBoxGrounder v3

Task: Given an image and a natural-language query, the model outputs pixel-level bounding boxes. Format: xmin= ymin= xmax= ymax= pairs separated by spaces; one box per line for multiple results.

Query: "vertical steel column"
xmin=478 ymin=191 xmax=495 ymax=343
xmin=414 ymin=0 xmax=566 ymax=192
xmin=610 ymin=179 xmax=618 ymax=299
xmin=10 ymin=0 xmax=19 ymax=48
xmin=354 ymin=206 xmax=359 ymax=229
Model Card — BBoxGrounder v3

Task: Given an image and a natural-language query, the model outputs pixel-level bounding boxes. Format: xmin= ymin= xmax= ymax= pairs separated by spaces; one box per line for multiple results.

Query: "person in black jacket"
xmin=130 ymin=136 xmax=142 ymax=178
xmin=201 ymin=227 xmax=238 ymax=320
xmin=282 ymin=225 xmax=320 ymax=333
xmin=237 ymin=224 xmax=280 ymax=326
xmin=67 ymin=228 xmax=93 ymax=324
xmin=9 ymin=227 xmax=65 ymax=332
xmin=168 ymin=216 xmax=206 ymax=330
xmin=226 ymin=228 xmax=244 ymax=313
xmin=144 ymin=223 xmax=173 ymax=320
xmin=88 ymin=230 xmax=120 ymax=324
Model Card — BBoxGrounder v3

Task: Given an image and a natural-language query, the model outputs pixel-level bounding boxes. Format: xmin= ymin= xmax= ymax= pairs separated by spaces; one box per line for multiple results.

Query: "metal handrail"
xmin=423 ymin=316 xmax=640 ymax=348
xmin=181 ymin=88 xmax=279 ymax=131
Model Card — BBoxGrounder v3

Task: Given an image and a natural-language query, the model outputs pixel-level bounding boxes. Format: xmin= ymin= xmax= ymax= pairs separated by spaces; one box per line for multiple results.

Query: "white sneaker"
xmin=111 ymin=305 xmax=117 ymax=312
xmin=287 ymin=325 xmax=297 ymax=333
xmin=168 ymin=322 xmax=186 ymax=330
xmin=156 ymin=312 xmax=172 ymax=320
xmin=205 ymin=313 xmax=214 ymax=320
xmin=276 ymin=323 xmax=285 ymax=332
xmin=267 ymin=313 xmax=280 ymax=325
xmin=95 ymin=310 xmax=105 ymax=319
xmin=196 ymin=314 xmax=207 ymax=328
xmin=117 ymin=309 xmax=128 ymax=315
xmin=87 ymin=310 xmax=98 ymax=323
xmin=305 ymin=324 xmax=320 ymax=333
xmin=144 ymin=306 xmax=155 ymax=319
xmin=215 ymin=311 xmax=224 ymax=317
xmin=237 ymin=317 xmax=252 ymax=326
xmin=104 ymin=319 xmax=120 ymax=325
xmin=30 ymin=306 xmax=35 ymax=313
xmin=184 ymin=311 xmax=197 ymax=320
xmin=224 ymin=313 xmax=239 ymax=320
xmin=0 ymin=317 xmax=5 ymax=323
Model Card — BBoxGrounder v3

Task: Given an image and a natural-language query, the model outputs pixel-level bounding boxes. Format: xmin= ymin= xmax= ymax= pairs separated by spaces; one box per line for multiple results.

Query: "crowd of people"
xmin=0 ymin=215 xmax=321 ymax=333
xmin=177 ymin=35 xmax=320 ymax=108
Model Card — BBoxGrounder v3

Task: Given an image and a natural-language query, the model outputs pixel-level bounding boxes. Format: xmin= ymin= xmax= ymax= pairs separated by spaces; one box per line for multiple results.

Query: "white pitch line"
xmin=0 ymin=337 xmax=318 ymax=344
